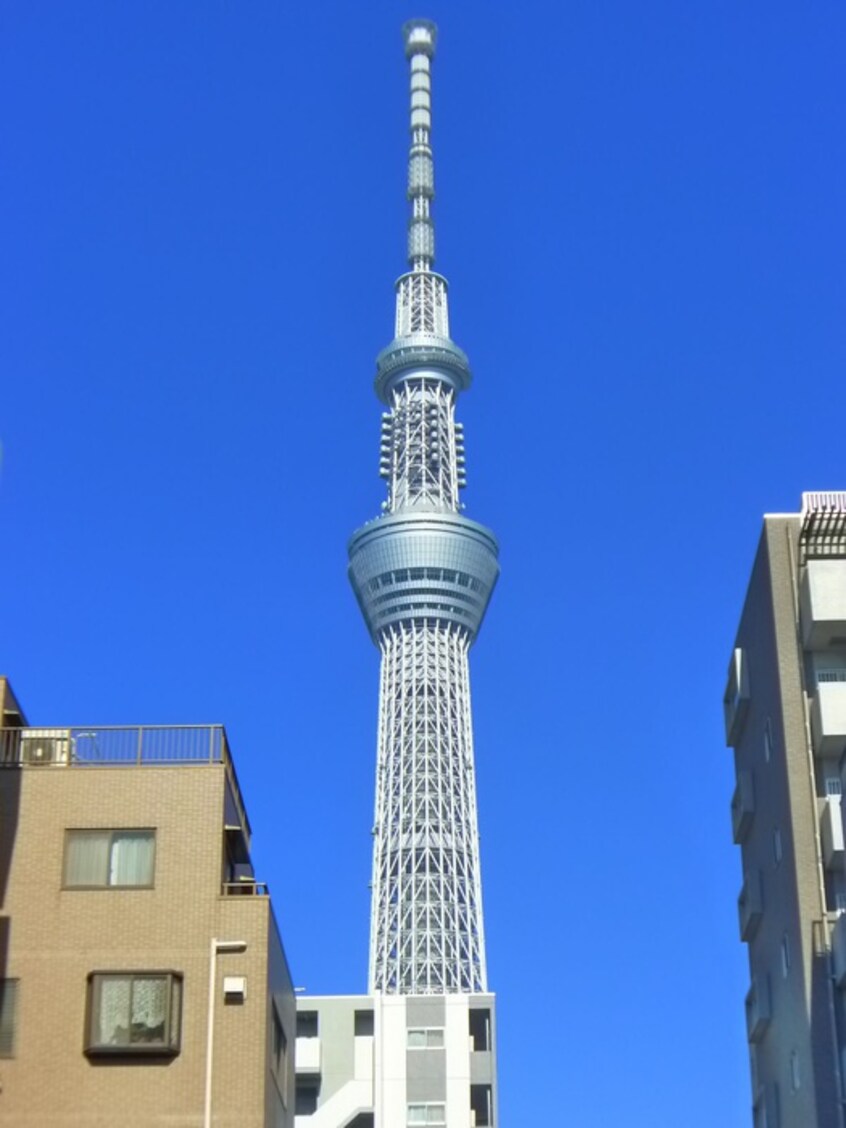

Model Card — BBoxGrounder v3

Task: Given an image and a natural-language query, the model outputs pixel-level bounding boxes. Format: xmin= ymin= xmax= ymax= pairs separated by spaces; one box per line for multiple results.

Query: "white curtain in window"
xmin=65 ymin=833 xmax=109 ymax=886
xmin=97 ymin=978 xmax=130 ymax=1045
xmin=110 ymin=833 xmax=154 ymax=885
xmin=131 ymin=978 xmax=166 ymax=1043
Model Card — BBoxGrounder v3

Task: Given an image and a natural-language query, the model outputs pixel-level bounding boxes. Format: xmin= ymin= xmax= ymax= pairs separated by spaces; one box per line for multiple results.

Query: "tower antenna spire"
xmin=402 ymin=19 xmax=438 ymax=272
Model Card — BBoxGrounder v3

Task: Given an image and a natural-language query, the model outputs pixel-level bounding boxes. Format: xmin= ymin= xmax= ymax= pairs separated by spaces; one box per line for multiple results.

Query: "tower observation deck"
xmin=348 ymin=19 xmax=499 ymax=996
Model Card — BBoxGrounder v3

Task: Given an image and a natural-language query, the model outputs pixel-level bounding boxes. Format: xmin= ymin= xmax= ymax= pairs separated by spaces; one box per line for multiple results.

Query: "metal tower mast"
xmin=349 ymin=19 xmax=499 ymax=996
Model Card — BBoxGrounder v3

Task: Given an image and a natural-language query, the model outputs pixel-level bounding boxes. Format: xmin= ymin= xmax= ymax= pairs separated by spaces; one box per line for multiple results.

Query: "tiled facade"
xmin=0 ymin=678 xmax=295 ymax=1127
xmin=726 ymin=497 xmax=846 ymax=1128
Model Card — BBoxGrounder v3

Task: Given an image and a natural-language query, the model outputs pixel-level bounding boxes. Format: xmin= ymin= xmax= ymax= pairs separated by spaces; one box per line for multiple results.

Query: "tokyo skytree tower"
xmin=348 ymin=19 xmax=499 ymax=997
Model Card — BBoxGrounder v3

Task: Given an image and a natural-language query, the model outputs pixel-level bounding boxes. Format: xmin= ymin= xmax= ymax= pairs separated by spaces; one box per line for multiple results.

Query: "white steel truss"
xmin=380 ymin=378 xmax=465 ymax=512
xmin=395 ymin=273 xmax=449 ymax=338
xmin=369 ymin=621 xmax=487 ymax=994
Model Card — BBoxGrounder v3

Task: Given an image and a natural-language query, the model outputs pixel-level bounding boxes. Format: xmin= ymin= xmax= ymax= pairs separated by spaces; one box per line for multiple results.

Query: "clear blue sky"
xmin=3 ymin=2 xmax=845 ymax=1124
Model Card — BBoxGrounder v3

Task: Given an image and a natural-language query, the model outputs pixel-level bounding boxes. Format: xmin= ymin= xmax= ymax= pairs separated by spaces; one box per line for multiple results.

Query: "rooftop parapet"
xmin=0 ymin=723 xmax=252 ymax=846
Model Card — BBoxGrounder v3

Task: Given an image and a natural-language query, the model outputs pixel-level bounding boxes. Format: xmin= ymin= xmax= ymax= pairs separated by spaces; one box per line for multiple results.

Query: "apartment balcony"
xmin=745 ymin=975 xmax=771 ymax=1043
xmin=833 ymin=915 xmax=846 ymax=987
xmin=810 ymin=679 xmax=846 ymax=756
xmin=296 ymin=1035 xmax=321 ymax=1076
xmin=731 ymin=771 xmax=755 ymax=844
xmin=221 ymin=881 xmax=269 ymax=896
xmin=723 ymin=648 xmax=750 ymax=748
xmin=801 ymin=559 xmax=846 ymax=649
xmin=822 ymin=795 xmax=846 ymax=869
xmin=738 ymin=871 xmax=763 ymax=943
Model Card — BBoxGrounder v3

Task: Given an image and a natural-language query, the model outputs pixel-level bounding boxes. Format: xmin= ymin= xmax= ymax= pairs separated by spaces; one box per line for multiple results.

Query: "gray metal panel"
xmin=406 ymin=1072 xmax=446 ymax=1102
xmin=405 ymin=997 xmax=446 ymax=1026
xmin=470 ymin=1051 xmax=492 ymax=1084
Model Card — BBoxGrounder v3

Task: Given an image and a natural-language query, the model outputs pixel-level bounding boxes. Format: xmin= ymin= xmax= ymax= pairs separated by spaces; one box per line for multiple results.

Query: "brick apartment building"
xmin=0 ymin=675 xmax=295 ymax=1127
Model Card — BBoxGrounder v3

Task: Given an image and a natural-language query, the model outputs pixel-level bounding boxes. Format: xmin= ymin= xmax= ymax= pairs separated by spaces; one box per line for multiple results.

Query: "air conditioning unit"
xmin=20 ymin=729 xmax=71 ymax=766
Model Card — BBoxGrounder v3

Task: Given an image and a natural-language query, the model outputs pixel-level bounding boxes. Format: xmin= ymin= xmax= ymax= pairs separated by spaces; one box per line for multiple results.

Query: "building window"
xmin=407 ymin=1104 xmax=446 ymax=1125
xmin=85 ymin=972 xmax=181 ymax=1055
xmin=295 ymin=1081 xmax=319 ymax=1116
xmin=827 ymin=777 xmax=843 ymax=796
xmin=354 ymin=1009 xmax=374 ymax=1036
xmin=773 ymin=828 xmax=783 ymax=865
xmin=297 ymin=1010 xmax=318 ymax=1037
xmin=470 ymin=1084 xmax=493 ymax=1127
xmin=469 ymin=1008 xmax=491 ymax=1051
xmin=0 ymin=980 xmax=18 ymax=1058
xmin=64 ymin=830 xmax=155 ymax=888
xmin=407 ymin=1027 xmax=444 ymax=1049
xmin=790 ymin=1050 xmax=801 ymax=1091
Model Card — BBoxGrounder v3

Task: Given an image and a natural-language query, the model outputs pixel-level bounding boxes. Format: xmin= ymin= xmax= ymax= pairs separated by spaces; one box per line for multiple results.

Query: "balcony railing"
xmin=221 ymin=881 xmax=269 ymax=896
xmin=0 ymin=724 xmax=251 ymax=843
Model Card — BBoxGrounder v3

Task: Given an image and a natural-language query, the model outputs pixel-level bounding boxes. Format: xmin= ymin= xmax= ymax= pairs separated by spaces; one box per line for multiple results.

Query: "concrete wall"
xmin=295 ymin=992 xmax=497 ymax=1128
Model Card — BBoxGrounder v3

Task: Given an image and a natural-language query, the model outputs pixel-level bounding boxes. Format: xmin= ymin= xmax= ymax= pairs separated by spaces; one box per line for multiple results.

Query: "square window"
xmin=407 ymin=1104 xmax=445 ymax=1126
xmin=297 ymin=1010 xmax=318 ymax=1038
xmin=296 ymin=1081 xmax=319 ymax=1115
xmin=64 ymin=830 xmax=155 ymax=888
xmin=407 ymin=1027 xmax=444 ymax=1048
xmin=0 ymin=980 xmax=18 ymax=1058
xmin=85 ymin=972 xmax=181 ymax=1055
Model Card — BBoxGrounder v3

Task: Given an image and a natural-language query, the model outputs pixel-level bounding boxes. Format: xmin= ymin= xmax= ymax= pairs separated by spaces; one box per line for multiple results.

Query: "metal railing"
xmin=0 ymin=724 xmax=251 ymax=842
xmin=221 ymin=881 xmax=269 ymax=897
xmin=817 ymin=671 xmax=846 ymax=684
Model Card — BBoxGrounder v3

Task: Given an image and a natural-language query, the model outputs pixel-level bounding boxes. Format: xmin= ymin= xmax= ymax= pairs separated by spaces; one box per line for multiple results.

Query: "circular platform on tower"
xmin=348 ymin=510 xmax=499 ymax=642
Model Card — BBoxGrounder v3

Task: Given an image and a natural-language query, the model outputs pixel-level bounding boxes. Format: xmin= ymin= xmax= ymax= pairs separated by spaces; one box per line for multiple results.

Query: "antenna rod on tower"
xmin=403 ymin=19 xmax=437 ymax=272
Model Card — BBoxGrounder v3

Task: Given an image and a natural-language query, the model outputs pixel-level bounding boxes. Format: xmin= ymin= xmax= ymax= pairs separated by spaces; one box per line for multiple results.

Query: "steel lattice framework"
xmin=349 ymin=20 xmax=499 ymax=996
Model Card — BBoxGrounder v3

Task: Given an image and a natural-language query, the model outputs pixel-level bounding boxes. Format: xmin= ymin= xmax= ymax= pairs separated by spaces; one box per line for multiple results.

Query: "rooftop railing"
xmin=0 ymin=724 xmax=251 ymax=842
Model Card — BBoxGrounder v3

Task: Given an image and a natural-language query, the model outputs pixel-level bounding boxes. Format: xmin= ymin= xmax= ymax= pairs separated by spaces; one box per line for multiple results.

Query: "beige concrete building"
xmin=726 ymin=493 xmax=846 ymax=1128
xmin=0 ymin=677 xmax=295 ymax=1128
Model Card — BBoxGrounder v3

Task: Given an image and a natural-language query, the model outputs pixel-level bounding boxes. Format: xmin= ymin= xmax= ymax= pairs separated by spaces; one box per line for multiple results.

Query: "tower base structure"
xmin=293 ymin=993 xmax=497 ymax=1128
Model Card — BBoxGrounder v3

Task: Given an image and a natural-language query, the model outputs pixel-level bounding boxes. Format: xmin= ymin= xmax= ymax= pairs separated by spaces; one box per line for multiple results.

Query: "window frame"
xmin=84 ymin=970 xmax=182 ymax=1056
xmin=407 ymin=1026 xmax=445 ymax=1049
xmin=407 ymin=1104 xmax=446 ymax=1126
xmin=63 ymin=828 xmax=156 ymax=890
